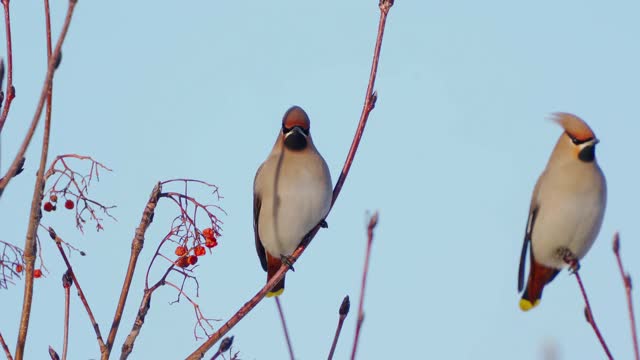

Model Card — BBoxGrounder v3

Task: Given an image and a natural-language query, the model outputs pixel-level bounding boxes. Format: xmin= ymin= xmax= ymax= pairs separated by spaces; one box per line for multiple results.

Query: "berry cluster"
xmin=173 ymin=227 xmax=219 ymax=269
xmin=14 ymin=264 xmax=43 ymax=278
xmin=43 ymin=193 xmax=74 ymax=212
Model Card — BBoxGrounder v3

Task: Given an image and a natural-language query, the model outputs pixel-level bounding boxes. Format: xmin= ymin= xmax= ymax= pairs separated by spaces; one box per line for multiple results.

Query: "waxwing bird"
xmin=253 ymin=106 xmax=333 ymax=297
xmin=518 ymin=113 xmax=607 ymax=311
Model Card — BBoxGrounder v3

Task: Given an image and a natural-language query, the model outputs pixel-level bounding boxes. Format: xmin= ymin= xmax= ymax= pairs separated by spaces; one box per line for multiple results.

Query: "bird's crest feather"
xmin=551 ymin=112 xmax=595 ymax=142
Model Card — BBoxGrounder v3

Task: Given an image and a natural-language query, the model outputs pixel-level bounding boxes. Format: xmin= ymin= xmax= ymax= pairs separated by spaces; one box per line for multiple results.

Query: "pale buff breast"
xmin=255 ymin=149 xmax=332 ymax=257
xmin=531 ymin=162 xmax=606 ymax=269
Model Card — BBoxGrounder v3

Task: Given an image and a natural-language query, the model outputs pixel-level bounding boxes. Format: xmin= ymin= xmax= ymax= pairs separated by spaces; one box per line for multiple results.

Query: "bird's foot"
xmin=280 ymin=255 xmax=295 ymax=272
xmin=558 ymin=247 xmax=580 ymax=273
xmin=320 ymin=219 xmax=328 ymax=228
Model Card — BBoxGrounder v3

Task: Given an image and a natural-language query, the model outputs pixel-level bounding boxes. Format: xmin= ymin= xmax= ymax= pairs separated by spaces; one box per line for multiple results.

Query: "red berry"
xmin=15 ymin=264 xmax=23 ymax=273
xmin=43 ymin=202 xmax=54 ymax=212
xmin=205 ymin=238 xmax=218 ymax=248
xmin=202 ymin=228 xmax=214 ymax=239
xmin=187 ymin=255 xmax=198 ymax=265
xmin=34 ymin=269 xmax=42 ymax=278
xmin=175 ymin=256 xmax=189 ymax=268
xmin=50 ymin=194 xmax=58 ymax=202
xmin=64 ymin=199 xmax=74 ymax=210
xmin=194 ymin=245 xmax=206 ymax=256
xmin=175 ymin=246 xmax=187 ymax=256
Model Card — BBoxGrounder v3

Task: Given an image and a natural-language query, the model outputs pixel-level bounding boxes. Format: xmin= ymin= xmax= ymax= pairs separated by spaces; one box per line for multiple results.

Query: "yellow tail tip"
xmin=519 ymin=298 xmax=540 ymax=311
xmin=266 ymin=288 xmax=284 ymax=298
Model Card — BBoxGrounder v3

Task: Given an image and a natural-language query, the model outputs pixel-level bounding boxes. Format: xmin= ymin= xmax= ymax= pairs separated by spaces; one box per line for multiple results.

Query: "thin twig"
xmin=0 ymin=330 xmax=12 ymax=360
xmin=275 ymin=297 xmax=295 ymax=360
xmin=613 ymin=232 xmax=639 ymax=360
xmin=327 ymin=296 xmax=350 ymax=360
xmin=564 ymin=256 xmax=613 ymax=360
xmin=184 ymin=1 xmax=394 ymax=357
xmin=103 ymin=183 xmax=162 ymax=360
xmin=48 ymin=227 xmax=106 ymax=352
xmin=0 ymin=0 xmax=77 ymax=198
xmin=119 ymin=267 xmax=172 ymax=360
xmin=350 ymin=212 xmax=378 ymax=360
xmin=61 ymin=270 xmax=72 ymax=360
xmin=0 ymin=0 xmax=15 ymax=133
xmin=330 ymin=0 xmax=393 ymax=206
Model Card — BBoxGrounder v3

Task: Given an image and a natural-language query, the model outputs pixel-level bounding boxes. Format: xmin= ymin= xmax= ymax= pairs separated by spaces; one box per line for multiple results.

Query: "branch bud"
xmin=613 ymin=232 xmax=620 ymax=254
xmin=339 ymin=295 xmax=350 ymax=316
xmin=218 ymin=336 xmax=234 ymax=353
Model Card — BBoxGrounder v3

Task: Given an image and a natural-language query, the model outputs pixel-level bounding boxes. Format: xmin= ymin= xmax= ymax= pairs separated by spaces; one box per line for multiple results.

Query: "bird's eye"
xmin=567 ymin=132 xmax=593 ymax=145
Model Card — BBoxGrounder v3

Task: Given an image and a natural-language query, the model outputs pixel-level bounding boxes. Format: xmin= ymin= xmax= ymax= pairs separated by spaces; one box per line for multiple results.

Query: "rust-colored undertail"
xmin=520 ymin=259 xmax=559 ymax=311
xmin=266 ymin=252 xmax=285 ymax=297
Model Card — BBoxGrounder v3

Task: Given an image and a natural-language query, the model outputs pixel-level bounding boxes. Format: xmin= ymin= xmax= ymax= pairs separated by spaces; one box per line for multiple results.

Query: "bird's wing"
xmin=518 ymin=177 xmax=543 ymax=292
xmin=254 ymin=165 xmax=267 ymax=272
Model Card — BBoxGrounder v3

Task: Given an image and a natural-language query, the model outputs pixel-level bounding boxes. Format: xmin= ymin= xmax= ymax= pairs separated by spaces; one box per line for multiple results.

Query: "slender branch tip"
xmin=339 ymin=295 xmax=351 ymax=316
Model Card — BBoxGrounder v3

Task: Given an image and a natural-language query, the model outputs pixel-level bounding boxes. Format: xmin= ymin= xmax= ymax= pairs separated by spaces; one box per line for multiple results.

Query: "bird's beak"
xmin=286 ymin=126 xmax=305 ymax=137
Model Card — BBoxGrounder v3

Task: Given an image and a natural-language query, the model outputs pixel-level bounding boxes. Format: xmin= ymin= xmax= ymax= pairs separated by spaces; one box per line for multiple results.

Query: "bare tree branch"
xmin=613 ymin=233 xmax=639 ymax=360
xmin=350 ymin=212 xmax=378 ymax=360
xmin=327 ymin=296 xmax=350 ymax=360
xmin=564 ymin=254 xmax=613 ymax=360
xmin=103 ymin=183 xmax=162 ymax=359
xmin=0 ymin=0 xmax=77 ymax=198
xmin=0 ymin=0 xmax=16 ymax=133
xmin=275 ymin=297 xmax=294 ymax=360
xmin=49 ymin=227 xmax=106 ymax=352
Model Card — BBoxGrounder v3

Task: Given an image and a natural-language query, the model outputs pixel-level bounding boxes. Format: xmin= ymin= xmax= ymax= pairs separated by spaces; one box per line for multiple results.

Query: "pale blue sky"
xmin=2 ymin=1 xmax=640 ymax=359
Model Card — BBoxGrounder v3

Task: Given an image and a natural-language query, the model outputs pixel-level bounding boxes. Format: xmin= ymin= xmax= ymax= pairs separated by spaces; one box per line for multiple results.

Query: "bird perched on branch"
xmin=518 ymin=113 xmax=607 ymax=311
xmin=253 ymin=106 xmax=333 ymax=297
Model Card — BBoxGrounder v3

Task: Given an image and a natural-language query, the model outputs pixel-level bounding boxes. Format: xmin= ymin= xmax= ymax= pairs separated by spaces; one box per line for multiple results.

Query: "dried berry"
xmin=64 ymin=199 xmax=74 ymax=210
xmin=175 ymin=246 xmax=187 ymax=257
xmin=194 ymin=245 xmax=206 ymax=256
xmin=43 ymin=202 xmax=54 ymax=212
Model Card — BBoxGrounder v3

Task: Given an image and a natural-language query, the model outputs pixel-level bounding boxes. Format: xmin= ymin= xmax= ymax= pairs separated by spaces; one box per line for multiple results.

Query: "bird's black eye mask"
xmin=567 ymin=132 xmax=594 ymax=145
xmin=282 ymin=125 xmax=309 ymax=136
xmin=283 ymin=126 xmax=309 ymax=151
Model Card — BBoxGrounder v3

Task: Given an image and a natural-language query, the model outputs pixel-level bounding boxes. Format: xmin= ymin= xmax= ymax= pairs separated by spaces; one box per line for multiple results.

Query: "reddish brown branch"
xmin=328 ymin=296 xmax=350 ymax=360
xmin=119 ymin=264 xmax=172 ymax=359
xmin=350 ymin=212 xmax=378 ymax=360
xmin=0 ymin=0 xmax=77 ymax=198
xmin=61 ymin=270 xmax=72 ymax=360
xmin=103 ymin=183 xmax=162 ymax=360
xmin=0 ymin=0 xmax=15 ymax=133
xmin=564 ymin=256 xmax=613 ymax=360
xmin=48 ymin=227 xmax=106 ymax=353
xmin=613 ymin=233 xmax=639 ymax=360
xmin=0 ymin=330 xmax=12 ymax=360
xmin=13 ymin=0 xmax=68 ymax=354
xmin=331 ymin=0 xmax=393 ymax=206
xmin=275 ymin=297 xmax=295 ymax=360
xmin=185 ymin=2 xmax=393 ymax=357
